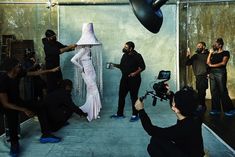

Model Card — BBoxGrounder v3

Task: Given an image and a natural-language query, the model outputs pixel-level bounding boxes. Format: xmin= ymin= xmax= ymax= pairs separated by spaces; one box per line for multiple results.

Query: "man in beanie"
xmin=0 ymin=57 xmax=61 ymax=157
xmin=135 ymin=86 xmax=205 ymax=157
xmin=42 ymin=29 xmax=76 ymax=93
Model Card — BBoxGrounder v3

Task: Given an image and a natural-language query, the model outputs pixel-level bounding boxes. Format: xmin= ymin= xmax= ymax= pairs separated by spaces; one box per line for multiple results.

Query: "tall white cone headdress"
xmin=76 ymin=23 xmax=101 ymax=46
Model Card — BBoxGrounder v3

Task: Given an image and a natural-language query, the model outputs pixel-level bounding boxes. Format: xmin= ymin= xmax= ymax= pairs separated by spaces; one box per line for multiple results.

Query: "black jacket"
xmin=185 ymin=50 xmax=209 ymax=76
xmin=139 ymin=109 xmax=205 ymax=157
xmin=120 ymin=50 xmax=145 ymax=78
xmin=42 ymin=88 xmax=83 ymax=126
xmin=42 ymin=38 xmax=67 ymax=69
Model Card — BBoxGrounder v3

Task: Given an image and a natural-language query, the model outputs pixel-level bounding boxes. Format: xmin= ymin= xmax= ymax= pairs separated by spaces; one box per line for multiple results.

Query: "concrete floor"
xmin=0 ymin=101 xmax=235 ymax=157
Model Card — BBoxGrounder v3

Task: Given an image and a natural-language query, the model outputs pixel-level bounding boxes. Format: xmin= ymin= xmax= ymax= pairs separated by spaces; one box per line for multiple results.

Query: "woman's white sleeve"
xmin=71 ymin=48 xmax=86 ymax=71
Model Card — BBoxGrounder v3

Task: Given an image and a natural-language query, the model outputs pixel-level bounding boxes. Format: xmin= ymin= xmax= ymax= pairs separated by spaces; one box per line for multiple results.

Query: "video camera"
xmin=140 ymin=70 xmax=174 ymax=106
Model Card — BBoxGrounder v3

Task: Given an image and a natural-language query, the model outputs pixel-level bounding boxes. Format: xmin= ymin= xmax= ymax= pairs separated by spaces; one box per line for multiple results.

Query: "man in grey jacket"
xmin=186 ymin=42 xmax=209 ymax=114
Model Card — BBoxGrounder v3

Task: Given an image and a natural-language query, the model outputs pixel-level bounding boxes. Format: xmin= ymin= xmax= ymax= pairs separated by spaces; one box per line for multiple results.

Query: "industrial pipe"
xmin=0 ymin=2 xmax=47 ymax=4
xmin=180 ymin=0 xmax=235 ymax=3
xmin=0 ymin=0 xmax=235 ymax=5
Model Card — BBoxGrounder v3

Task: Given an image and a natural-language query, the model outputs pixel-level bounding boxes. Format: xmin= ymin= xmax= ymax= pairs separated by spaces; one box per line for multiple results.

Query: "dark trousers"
xmin=117 ymin=76 xmax=141 ymax=116
xmin=23 ymin=76 xmax=46 ymax=101
xmin=47 ymin=106 xmax=73 ymax=132
xmin=46 ymin=70 xmax=62 ymax=93
xmin=33 ymin=76 xmax=46 ymax=100
xmin=3 ymin=101 xmax=52 ymax=144
xmin=209 ymin=69 xmax=234 ymax=112
xmin=4 ymin=110 xmax=19 ymax=143
xmin=195 ymin=75 xmax=208 ymax=106
xmin=147 ymin=136 xmax=188 ymax=157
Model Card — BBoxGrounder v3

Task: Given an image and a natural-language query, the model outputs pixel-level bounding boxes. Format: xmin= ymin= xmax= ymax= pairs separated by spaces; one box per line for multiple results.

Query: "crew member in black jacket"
xmin=110 ymin=41 xmax=146 ymax=122
xmin=42 ymin=29 xmax=76 ymax=93
xmin=0 ymin=57 xmax=61 ymax=157
xmin=135 ymin=86 xmax=205 ymax=157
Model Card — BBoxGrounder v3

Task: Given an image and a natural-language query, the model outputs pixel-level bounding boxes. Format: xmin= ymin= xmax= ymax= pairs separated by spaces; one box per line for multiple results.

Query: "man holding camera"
xmin=135 ymin=86 xmax=205 ymax=157
xmin=110 ymin=41 xmax=145 ymax=122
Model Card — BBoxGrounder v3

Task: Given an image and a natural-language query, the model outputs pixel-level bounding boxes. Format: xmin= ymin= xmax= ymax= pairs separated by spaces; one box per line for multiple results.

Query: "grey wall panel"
xmin=58 ymin=4 xmax=177 ymax=105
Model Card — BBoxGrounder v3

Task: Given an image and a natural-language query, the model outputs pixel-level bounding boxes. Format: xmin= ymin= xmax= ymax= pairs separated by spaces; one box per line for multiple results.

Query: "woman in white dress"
xmin=71 ymin=23 xmax=102 ymax=122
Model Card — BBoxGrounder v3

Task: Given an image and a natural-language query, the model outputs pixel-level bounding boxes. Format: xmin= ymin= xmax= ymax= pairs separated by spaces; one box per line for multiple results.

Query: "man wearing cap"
xmin=42 ymin=29 xmax=76 ymax=93
xmin=135 ymin=86 xmax=205 ymax=157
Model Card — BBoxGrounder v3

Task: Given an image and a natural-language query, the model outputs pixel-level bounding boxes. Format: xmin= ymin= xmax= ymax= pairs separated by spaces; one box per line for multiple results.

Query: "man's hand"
xmin=135 ymin=98 xmax=144 ymax=111
xmin=129 ymin=67 xmax=141 ymax=77
xmin=128 ymin=72 xmax=136 ymax=77
xmin=60 ymin=44 xmax=77 ymax=53
xmin=51 ymin=66 xmax=60 ymax=72
xmin=209 ymin=48 xmax=214 ymax=54
xmin=68 ymin=44 xmax=77 ymax=50
xmin=23 ymin=109 xmax=35 ymax=118
xmin=110 ymin=63 xmax=120 ymax=69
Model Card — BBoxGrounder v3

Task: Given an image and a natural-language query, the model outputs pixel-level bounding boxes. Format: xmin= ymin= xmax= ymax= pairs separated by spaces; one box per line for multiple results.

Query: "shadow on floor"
xmin=203 ymin=99 xmax=235 ymax=150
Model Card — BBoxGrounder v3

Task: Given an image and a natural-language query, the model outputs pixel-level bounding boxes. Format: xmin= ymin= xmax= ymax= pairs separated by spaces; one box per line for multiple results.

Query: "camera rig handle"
xmin=140 ymin=90 xmax=158 ymax=106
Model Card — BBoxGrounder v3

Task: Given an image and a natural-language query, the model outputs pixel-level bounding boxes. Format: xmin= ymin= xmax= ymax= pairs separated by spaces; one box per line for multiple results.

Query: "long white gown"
xmin=71 ymin=47 xmax=102 ymax=122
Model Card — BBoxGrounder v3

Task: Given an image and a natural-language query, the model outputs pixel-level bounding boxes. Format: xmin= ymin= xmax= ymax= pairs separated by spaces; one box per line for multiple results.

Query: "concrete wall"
xmin=58 ymin=4 xmax=177 ymax=104
xmin=0 ymin=0 xmax=235 ymax=99
xmin=178 ymin=1 xmax=235 ymax=98
xmin=0 ymin=0 xmax=57 ymax=61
